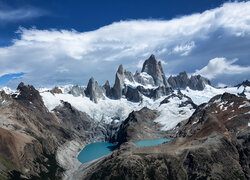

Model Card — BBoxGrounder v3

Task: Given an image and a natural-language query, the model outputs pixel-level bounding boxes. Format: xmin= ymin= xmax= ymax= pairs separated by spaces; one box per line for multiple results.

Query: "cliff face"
xmin=81 ymin=93 xmax=250 ymax=180
xmin=141 ymin=54 xmax=170 ymax=87
xmin=0 ymin=83 xmax=77 ymax=179
xmin=168 ymin=72 xmax=211 ymax=90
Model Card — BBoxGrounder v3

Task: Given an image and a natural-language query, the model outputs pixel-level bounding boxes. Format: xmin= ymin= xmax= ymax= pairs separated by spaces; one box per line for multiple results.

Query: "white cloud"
xmin=195 ymin=57 xmax=250 ymax=79
xmin=0 ymin=7 xmax=46 ymax=22
xmin=172 ymin=41 xmax=195 ymax=56
xmin=1 ymin=1 xmax=250 ymax=87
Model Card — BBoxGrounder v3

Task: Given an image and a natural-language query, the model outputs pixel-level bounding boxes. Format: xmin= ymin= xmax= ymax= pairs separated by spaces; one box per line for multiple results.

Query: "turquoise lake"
xmin=134 ymin=138 xmax=171 ymax=147
xmin=78 ymin=142 xmax=116 ymax=163
xmin=78 ymin=138 xmax=171 ymax=163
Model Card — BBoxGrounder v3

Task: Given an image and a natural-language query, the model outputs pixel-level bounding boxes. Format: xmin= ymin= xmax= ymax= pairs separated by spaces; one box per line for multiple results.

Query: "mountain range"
xmin=0 ymin=55 xmax=249 ymax=180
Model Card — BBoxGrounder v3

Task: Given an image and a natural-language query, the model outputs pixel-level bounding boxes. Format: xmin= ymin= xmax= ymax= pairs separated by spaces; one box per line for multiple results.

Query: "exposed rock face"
xmin=0 ymin=83 xmax=77 ymax=179
xmin=160 ymin=90 xmax=197 ymax=109
xmin=82 ymin=93 xmax=250 ymax=180
xmin=108 ymin=58 xmax=174 ymax=101
xmin=168 ymin=72 xmax=211 ymax=90
xmin=188 ymin=75 xmax=211 ymax=90
xmin=103 ymin=80 xmax=111 ymax=97
xmin=53 ymin=101 xmax=107 ymax=142
xmin=85 ymin=77 xmax=105 ymax=103
xmin=114 ymin=107 xmax=163 ymax=145
xmin=168 ymin=71 xmax=189 ymax=89
xmin=124 ymin=86 xmax=142 ymax=102
xmin=141 ymin=54 xmax=169 ymax=87
xmin=112 ymin=65 xmax=125 ymax=99
xmin=69 ymin=85 xmax=85 ymax=97
xmin=235 ymin=80 xmax=250 ymax=88
xmin=136 ymin=86 xmax=173 ymax=99
xmin=50 ymin=86 xmax=63 ymax=94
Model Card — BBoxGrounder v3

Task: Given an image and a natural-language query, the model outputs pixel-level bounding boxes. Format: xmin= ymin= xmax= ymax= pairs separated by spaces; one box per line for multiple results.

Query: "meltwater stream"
xmin=78 ymin=138 xmax=171 ymax=163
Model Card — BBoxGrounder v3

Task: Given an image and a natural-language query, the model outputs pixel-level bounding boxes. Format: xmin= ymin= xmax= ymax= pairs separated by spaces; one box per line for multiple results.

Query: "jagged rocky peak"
xmin=188 ymin=74 xmax=211 ymax=90
xmin=168 ymin=71 xmax=189 ymax=89
xmin=117 ymin=64 xmax=124 ymax=74
xmin=85 ymin=77 xmax=105 ymax=103
xmin=235 ymin=80 xmax=250 ymax=88
xmin=15 ymin=82 xmax=43 ymax=105
xmin=103 ymin=80 xmax=111 ymax=97
xmin=141 ymin=54 xmax=169 ymax=87
xmin=112 ymin=65 xmax=125 ymax=99
xmin=168 ymin=72 xmax=211 ymax=90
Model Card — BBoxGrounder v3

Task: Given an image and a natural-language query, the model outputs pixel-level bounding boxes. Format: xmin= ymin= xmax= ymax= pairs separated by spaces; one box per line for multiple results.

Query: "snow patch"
xmin=154 ymin=95 xmax=195 ymax=131
xmin=181 ymin=85 xmax=250 ymax=105
xmin=192 ymin=120 xmax=199 ymax=125
xmin=239 ymin=101 xmax=250 ymax=108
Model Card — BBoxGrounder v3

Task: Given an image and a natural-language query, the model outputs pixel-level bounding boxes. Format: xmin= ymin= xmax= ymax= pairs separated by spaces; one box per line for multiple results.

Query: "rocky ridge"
xmin=0 ymin=83 xmax=110 ymax=179
xmin=168 ymin=71 xmax=211 ymax=90
xmin=58 ymin=55 xmax=211 ymax=103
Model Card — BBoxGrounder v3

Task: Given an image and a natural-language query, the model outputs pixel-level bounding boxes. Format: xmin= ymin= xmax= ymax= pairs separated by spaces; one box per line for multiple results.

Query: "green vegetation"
xmin=0 ymin=155 xmax=16 ymax=171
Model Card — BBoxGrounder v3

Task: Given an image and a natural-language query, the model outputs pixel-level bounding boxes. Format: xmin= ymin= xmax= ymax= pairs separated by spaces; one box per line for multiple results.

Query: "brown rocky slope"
xmin=82 ymin=93 xmax=250 ymax=180
xmin=0 ymin=83 xmax=103 ymax=179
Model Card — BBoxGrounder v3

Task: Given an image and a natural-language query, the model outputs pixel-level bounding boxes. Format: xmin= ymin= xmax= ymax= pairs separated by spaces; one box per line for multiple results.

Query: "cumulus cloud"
xmin=1 ymin=1 xmax=250 ymax=87
xmin=195 ymin=57 xmax=250 ymax=79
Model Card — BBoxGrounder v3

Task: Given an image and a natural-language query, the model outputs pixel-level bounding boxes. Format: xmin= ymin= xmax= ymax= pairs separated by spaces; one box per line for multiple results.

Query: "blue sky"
xmin=0 ymin=0 xmax=230 ymax=46
xmin=0 ymin=0 xmax=250 ymax=88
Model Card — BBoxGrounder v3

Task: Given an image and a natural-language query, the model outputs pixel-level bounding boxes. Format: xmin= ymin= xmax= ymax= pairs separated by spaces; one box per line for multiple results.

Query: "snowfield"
xmin=1 ymin=84 xmax=249 ymax=131
xmin=39 ymin=84 xmax=250 ymax=131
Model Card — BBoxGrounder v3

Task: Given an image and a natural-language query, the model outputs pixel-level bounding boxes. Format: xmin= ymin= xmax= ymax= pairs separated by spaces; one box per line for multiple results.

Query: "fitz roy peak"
xmin=85 ymin=54 xmax=211 ymax=103
xmin=141 ymin=54 xmax=170 ymax=87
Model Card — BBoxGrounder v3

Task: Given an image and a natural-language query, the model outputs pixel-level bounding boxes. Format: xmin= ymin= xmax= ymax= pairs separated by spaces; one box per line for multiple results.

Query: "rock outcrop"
xmin=112 ymin=65 xmax=125 ymax=99
xmin=168 ymin=72 xmax=211 ymax=90
xmin=160 ymin=90 xmax=197 ymax=109
xmin=103 ymin=80 xmax=111 ymax=97
xmin=85 ymin=77 xmax=105 ymax=103
xmin=168 ymin=71 xmax=189 ymax=89
xmin=0 ymin=83 xmax=78 ymax=179
xmin=142 ymin=54 xmax=169 ymax=87
xmin=50 ymin=86 xmax=63 ymax=94
xmin=114 ymin=107 xmax=163 ymax=145
xmin=235 ymin=80 xmax=250 ymax=88
xmin=53 ymin=101 xmax=108 ymax=142
xmin=188 ymin=74 xmax=211 ymax=90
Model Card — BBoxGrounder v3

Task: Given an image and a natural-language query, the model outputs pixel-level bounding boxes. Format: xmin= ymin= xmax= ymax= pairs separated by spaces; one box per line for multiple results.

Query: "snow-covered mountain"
xmin=35 ymin=55 xmax=249 ymax=129
xmin=1 ymin=55 xmax=249 ymax=138
xmin=0 ymin=54 xmax=249 ymax=179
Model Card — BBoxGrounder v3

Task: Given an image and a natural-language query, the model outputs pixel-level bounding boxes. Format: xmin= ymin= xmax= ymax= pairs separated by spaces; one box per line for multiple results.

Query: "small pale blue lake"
xmin=78 ymin=138 xmax=171 ymax=163
xmin=134 ymin=138 xmax=171 ymax=147
xmin=78 ymin=142 xmax=116 ymax=163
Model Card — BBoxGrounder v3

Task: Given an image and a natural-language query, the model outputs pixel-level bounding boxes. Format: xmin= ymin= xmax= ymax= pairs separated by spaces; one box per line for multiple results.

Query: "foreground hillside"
xmin=76 ymin=93 xmax=250 ymax=180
